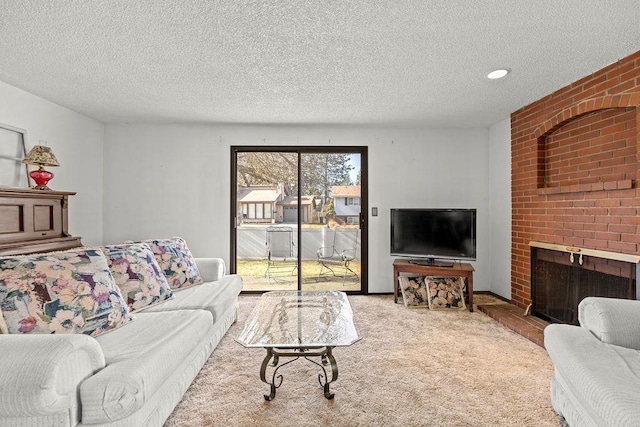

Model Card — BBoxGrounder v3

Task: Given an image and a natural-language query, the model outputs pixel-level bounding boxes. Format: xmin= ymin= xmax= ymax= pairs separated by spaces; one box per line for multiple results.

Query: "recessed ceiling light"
xmin=487 ymin=69 xmax=510 ymax=79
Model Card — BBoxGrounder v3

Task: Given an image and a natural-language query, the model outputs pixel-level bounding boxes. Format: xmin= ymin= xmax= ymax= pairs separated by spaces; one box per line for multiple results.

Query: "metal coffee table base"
xmin=260 ymin=347 xmax=338 ymax=400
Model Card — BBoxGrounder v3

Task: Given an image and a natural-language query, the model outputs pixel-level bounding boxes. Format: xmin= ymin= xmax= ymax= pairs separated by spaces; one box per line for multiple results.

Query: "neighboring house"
xmin=277 ymin=195 xmax=317 ymax=223
xmin=237 ymin=184 xmax=317 ymax=224
xmin=331 ymin=185 xmax=361 ymax=225
xmin=237 ymin=185 xmax=283 ymax=223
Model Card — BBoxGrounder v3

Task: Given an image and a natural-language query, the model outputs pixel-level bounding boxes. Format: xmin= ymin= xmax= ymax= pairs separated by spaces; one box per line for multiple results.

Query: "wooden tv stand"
xmin=393 ymin=258 xmax=475 ymax=312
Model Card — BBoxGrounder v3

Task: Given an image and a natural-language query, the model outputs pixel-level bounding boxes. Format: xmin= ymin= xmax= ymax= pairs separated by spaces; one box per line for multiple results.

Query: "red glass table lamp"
xmin=22 ymin=144 xmax=60 ymax=190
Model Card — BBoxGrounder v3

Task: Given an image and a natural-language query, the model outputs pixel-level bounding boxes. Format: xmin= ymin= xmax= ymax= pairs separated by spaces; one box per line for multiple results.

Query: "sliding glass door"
xmin=230 ymin=147 xmax=367 ymax=294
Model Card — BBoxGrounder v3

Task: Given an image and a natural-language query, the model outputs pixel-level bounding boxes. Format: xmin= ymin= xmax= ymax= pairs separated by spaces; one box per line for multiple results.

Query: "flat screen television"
xmin=390 ymin=208 xmax=476 ymax=266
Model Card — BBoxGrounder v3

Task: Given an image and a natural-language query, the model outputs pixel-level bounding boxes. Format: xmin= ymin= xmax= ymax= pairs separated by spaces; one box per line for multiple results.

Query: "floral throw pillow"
xmin=0 ymin=248 xmax=132 ymax=336
xmin=101 ymin=243 xmax=174 ymax=312
xmin=142 ymin=237 xmax=203 ymax=291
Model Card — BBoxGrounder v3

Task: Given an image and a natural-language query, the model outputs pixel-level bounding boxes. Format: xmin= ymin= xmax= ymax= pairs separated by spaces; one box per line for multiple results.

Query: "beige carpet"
xmin=164 ymin=295 xmax=558 ymax=426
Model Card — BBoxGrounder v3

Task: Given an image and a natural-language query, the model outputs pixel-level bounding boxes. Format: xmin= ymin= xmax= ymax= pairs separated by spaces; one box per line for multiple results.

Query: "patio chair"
xmin=265 ymin=226 xmax=297 ymax=282
xmin=317 ymin=228 xmax=359 ymax=285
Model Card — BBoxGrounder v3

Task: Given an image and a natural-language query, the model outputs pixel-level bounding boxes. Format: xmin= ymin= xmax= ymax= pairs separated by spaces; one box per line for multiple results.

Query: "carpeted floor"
xmin=164 ymin=294 xmax=559 ymax=426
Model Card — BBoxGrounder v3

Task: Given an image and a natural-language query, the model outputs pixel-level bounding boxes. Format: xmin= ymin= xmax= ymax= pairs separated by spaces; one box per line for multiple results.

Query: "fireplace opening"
xmin=530 ymin=244 xmax=638 ymax=325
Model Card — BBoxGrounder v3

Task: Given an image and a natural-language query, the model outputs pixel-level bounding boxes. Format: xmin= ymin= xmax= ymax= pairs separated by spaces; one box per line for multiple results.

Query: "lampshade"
xmin=22 ymin=145 xmax=60 ymax=167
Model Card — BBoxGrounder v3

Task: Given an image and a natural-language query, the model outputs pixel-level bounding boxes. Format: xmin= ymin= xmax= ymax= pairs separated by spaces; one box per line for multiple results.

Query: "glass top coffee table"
xmin=236 ymin=290 xmax=361 ymax=400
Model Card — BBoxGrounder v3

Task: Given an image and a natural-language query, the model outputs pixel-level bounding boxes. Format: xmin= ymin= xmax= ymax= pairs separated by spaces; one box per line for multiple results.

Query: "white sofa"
xmin=544 ymin=297 xmax=640 ymax=426
xmin=0 ymin=258 xmax=243 ymax=427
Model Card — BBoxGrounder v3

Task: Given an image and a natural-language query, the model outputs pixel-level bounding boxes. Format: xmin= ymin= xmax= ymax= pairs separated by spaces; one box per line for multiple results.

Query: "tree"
xmin=301 ymin=153 xmax=354 ymax=199
xmin=237 ymin=152 xmax=355 ymax=198
xmin=325 ymin=197 xmax=335 ymax=219
xmin=236 ymin=152 xmax=298 ymax=195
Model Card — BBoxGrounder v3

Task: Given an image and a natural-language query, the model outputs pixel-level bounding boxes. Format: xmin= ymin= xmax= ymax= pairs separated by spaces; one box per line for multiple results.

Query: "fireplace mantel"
xmin=529 ymin=241 xmax=640 ymax=264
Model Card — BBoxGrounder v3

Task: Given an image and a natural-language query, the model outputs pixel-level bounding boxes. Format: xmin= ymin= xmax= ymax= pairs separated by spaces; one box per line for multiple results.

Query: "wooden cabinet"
xmin=0 ymin=187 xmax=82 ymax=255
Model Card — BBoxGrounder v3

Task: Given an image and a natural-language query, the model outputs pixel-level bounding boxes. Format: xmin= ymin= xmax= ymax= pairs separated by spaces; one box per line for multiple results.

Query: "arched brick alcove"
xmin=533 ymin=94 xmax=639 ymax=194
xmin=533 ymin=94 xmax=640 ymax=139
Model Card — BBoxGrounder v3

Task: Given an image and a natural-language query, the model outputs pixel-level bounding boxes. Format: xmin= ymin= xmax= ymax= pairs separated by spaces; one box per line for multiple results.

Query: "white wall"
xmin=103 ymin=124 xmax=495 ymax=294
xmin=488 ymin=118 xmax=512 ymax=299
xmin=0 ymin=80 xmax=513 ymax=297
xmin=0 ymin=81 xmax=105 ymax=246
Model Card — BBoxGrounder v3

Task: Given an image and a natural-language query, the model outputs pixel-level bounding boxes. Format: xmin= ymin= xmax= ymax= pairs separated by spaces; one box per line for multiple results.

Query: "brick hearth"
xmin=476 ymin=294 xmax=549 ymax=347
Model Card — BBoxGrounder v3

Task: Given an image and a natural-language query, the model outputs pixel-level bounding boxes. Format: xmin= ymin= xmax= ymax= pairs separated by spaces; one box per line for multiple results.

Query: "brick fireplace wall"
xmin=510 ymin=50 xmax=640 ymax=309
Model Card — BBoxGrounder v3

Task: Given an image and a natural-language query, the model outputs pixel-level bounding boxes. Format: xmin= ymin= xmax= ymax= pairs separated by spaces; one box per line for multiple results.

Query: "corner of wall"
xmin=488 ymin=118 xmax=512 ymax=300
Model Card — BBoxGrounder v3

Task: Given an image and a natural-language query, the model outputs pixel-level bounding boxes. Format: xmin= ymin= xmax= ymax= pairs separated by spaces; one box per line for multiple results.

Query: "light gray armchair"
xmin=544 ymin=297 xmax=640 ymax=426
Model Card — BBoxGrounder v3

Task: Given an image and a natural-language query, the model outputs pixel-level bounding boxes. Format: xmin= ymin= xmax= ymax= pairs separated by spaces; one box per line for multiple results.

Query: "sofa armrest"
xmin=0 ymin=334 xmax=105 ymax=419
xmin=578 ymin=297 xmax=640 ymax=350
xmin=195 ymin=257 xmax=226 ymax=282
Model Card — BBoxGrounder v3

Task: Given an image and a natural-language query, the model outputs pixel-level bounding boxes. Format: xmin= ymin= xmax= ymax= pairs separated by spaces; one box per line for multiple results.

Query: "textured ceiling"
xmin=1 ymin=1 xmax=639 ymax=127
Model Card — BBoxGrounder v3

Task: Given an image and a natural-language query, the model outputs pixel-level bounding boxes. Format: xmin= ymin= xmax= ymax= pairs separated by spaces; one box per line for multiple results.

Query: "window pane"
xmin=235 ymin=151 xmax=298 ymax=292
